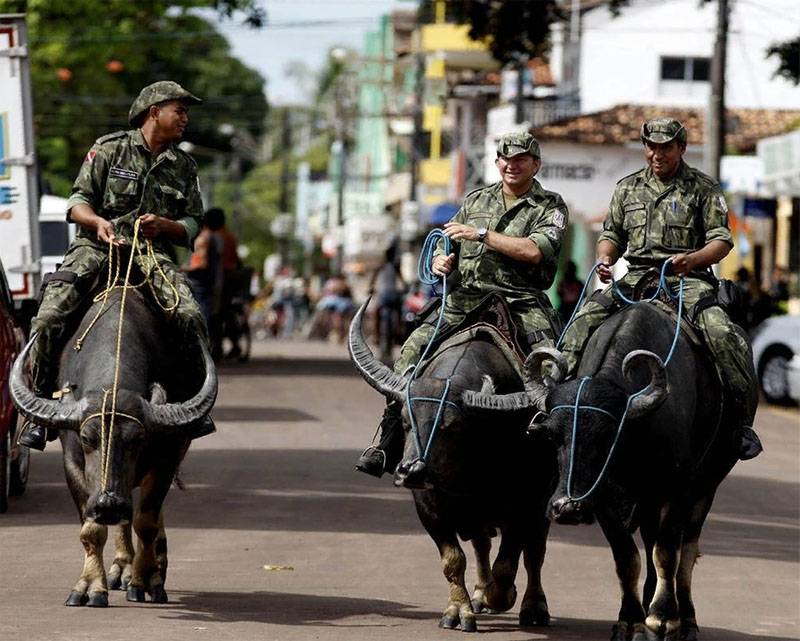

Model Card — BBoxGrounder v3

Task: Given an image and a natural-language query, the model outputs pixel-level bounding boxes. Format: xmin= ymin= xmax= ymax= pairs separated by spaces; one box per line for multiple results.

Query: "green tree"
xmin=768 ymin=36 xmax=800 ymax=85
xmin=0 ymin=0 xmax=268 ymax=194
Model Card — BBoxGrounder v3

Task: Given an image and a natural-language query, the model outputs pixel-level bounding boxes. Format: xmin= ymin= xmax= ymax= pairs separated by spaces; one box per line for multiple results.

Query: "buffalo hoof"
xmin=519 ymin=606 xmax=550 ymax=627
xmin=680 ymin=620 xmax=699 ymax=641
xmin=127 ymin=586 xmax=146 ymax=603
xmin=65 ymin=590 xmax=88 ymax=607
xmin=460 ymin=616 xmax=477 ymax=633
xmin=87 ymin=592 xmax=108 ymax=608
xmin=470 ymin=598 xmax=485 ymax=614
xmin=150 ymin=585 xmax=168 ymax=604
xmin=107 ymin=570 xmax=122 ymax=590
xmin=440 ymin=614 xmax=460 ymax=630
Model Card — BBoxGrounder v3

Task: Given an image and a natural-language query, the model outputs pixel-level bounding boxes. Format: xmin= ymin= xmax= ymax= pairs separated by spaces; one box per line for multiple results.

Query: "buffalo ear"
xmin=149 ymin=382 xmax=168 ymax=405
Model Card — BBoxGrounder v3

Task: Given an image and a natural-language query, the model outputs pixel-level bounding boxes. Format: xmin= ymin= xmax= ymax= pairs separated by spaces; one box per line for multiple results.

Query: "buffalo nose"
xmin=550 ymin=497 xmax=593 ymax=525
xmin=89 ymin=491 xmax=132 ymax=525
xmin=393 ymin=458 xmax=429 ymax=490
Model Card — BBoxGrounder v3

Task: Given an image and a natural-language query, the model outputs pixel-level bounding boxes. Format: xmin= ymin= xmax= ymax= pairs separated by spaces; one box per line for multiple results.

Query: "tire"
xmin=9 ymin=413 xmax=30 ymax=497
xmin=0 ymin=427 xmax=9 ymax=514
xmin=758 ymin=345 xmax=793 ymax=405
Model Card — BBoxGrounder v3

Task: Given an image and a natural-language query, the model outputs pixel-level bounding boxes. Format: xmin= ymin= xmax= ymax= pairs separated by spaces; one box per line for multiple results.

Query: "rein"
xmin=73 ymin=218 xmax=180 ymax=491
xmin=554 ymin=259 xmax=685 ymax=502
xmin=404 ymin=229 xmax=453 ymax=464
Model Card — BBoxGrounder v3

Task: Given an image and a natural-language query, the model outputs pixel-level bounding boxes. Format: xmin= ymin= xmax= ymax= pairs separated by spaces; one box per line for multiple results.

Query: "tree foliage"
xmin=0 ymin=0 xmax=268 ymax=195
xmin=418 ymin=0 xmax=630 ymax=64
xmin=768 ymin=36 xmax=800 ymax=85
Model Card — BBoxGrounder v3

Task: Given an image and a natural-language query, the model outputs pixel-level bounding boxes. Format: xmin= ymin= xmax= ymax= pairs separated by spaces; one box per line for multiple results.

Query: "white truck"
xmin=1 ymin=14 xmax=75 ymax=328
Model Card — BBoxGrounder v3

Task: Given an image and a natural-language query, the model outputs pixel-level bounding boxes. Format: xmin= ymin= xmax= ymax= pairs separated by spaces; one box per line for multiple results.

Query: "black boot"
xmin=356 ymin=400 xmax=404 ymax=478
xmin=18 ymin=420 xmax=47 ymax=451
xmin=735 ymin=426 xmax=763 ymax=461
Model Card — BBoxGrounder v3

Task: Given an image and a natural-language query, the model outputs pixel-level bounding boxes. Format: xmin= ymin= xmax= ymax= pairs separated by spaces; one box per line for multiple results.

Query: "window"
xmin=660 ymin=57 xmax=711 ymax=82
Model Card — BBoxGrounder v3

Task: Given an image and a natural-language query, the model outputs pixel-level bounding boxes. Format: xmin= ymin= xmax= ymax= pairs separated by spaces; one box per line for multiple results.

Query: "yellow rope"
xmin=74 ymin=218 xmax=182 ymax=490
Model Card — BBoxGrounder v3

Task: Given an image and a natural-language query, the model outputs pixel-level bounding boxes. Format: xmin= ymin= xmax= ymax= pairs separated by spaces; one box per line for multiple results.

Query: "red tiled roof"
xmin=534 ymin=104 xmax=800 ymax=153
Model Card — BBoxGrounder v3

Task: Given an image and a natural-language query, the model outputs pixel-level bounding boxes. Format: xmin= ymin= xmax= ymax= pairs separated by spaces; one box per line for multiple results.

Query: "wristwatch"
xmin=476 ymin=226 xmax=488 ymax=243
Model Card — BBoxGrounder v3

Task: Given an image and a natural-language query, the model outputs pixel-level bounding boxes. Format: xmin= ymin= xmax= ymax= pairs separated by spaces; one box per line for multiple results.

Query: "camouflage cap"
xmin=128 ymin=80 xmax=202 ymax=126
xmin=496 ymin=132 xmax=540 ymax=159
xmin=640 ymin=118 xmax=687 ymax=145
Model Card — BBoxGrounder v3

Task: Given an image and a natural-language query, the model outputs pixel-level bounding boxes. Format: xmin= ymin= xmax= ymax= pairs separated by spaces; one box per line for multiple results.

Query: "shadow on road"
xmin=220 ymin=357 xmax=359 ymax=379
xmin=9 ymin=449 xmax=799 ymax=564
xmin=160 ymin=590 xmax=436 ymax=625
xmin=158 ymin=592 xmax=796 ymax=641
xmin=211 ymin=406 xmax=320 ymax=422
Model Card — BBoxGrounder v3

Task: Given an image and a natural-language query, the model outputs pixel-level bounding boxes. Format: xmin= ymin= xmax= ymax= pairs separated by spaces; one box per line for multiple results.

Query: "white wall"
xmin=579 ymin=0 xmax=800 ymax=113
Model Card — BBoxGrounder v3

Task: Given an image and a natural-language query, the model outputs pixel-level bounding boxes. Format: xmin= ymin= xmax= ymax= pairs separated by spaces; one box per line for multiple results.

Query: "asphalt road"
xmin=1 ymin=339 xmax=798 ymax=641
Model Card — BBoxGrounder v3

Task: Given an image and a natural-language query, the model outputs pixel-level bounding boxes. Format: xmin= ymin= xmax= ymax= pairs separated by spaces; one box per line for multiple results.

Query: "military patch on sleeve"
xmin=109 ymin=166 xmax=139 ymax=181
xmin=84 ymin=150 xmax=96 ymax=164
xmin=717 ymin=195 xmax=728 ymax=213
xmin=552 ymin=209 xmax=566 ymax=229
xmin=545 ymin=228 xmax=561 ymax=241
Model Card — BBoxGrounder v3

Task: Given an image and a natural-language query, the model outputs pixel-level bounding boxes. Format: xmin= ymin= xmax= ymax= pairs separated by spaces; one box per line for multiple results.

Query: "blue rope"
xmin=405 ymin=229 xmax=454 ymax=463
xmin=562 ymin=378 xmax=642 ymax=502
xmin=553 ymin=257 xmax=688 ymax=501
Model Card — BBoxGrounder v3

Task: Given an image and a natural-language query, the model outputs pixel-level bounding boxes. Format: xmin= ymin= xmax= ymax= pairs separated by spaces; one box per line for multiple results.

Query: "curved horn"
xmin=348 ymin=298 xmax=408 ymax=402
xmin=9 ymin=334 xmax=85 ymax=431
xmin=462 ymin=346 xmax=565 ymax=413
xmin=622 ymin=349 xmax=668 ymax=419
xmin=142 ymin=340 xmax=218 ymax=432
xmin=524 ymin=346 xmax=567 ymax=389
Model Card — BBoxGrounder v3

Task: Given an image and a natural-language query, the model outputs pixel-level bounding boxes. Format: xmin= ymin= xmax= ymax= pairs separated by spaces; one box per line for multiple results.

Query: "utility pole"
xmin=515 ymin=56 xmax=527 ymax=125
xmin=278 ymin=108 xmax=292 ymax=267
xmin=707 ymin=0 xmax=729 ymax=181
xmin=333 ymin=80 xmax=347 ymax=276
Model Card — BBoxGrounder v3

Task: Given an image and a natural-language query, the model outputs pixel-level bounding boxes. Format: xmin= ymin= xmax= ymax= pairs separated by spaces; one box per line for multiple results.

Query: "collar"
xmin=132 ymin=129 xmax=177 ymax=162
xmin=643 ymin=160 xmax=690 ymax=188
xmin=492 ymin=178 xmax=545 ymax=207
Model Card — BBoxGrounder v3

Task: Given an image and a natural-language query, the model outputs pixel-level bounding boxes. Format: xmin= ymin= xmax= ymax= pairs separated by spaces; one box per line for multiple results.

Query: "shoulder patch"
xmin=95 ymin=130 xmax=128 ymax=145
xmin=551 ymin=208 xmax=567 ymax=229
xmin=717 ymin=194 xmax=728 ymax=213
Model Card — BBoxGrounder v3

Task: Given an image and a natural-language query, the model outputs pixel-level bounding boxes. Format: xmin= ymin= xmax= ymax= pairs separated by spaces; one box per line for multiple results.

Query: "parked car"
xmin=751 ymin=315 xmax=800 ymax=405
xmin=786 ymin=355 xmax=800 ymax=405
xmin=0 ymin=256 xmax=29 ymax=513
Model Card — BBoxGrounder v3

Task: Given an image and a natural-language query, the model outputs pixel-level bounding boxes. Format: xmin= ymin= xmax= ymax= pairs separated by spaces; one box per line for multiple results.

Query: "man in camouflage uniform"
xmin=357 ymin=132 xmax=568 ymax=477
xmin=19 ymin=81 xmax=211 ymax=450
xmin=558 ymin=117 xmax=761 ymax=460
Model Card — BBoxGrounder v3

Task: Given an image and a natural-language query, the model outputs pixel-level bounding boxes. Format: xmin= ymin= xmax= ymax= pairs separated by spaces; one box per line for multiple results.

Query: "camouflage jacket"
xmin=66 ymin=129 xmax=203 ymax=250
xmin=439 ymin=179 xmax=569 ymax=298
xmin=599 ymin=161 xmax=733 ymax=266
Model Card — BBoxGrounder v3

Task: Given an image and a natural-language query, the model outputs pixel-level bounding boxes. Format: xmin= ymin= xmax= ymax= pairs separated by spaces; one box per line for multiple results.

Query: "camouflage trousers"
xmin=394 ymin=290 xmax=561 ymax=374
xmin=29 ymin=242 xmax=208 ymax=394
xmin=559 ymin=269 xmax=756 ymax=399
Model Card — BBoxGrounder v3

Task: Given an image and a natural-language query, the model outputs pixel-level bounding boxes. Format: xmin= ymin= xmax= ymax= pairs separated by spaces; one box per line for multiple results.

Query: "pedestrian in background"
xmin=556 ymin=260 xmax=584 ymax=324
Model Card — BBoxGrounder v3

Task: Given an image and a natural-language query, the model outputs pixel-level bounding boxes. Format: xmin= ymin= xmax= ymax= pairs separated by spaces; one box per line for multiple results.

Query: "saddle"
xmin=416 ymin=293 xmax=531 ymax=379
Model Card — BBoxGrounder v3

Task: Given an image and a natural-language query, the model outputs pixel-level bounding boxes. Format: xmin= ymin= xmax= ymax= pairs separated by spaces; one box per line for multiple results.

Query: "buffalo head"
xmin=10 ymin=334 xmax=217 ymax=524
xmin=541 ymin=349 xmax=668 ymax=526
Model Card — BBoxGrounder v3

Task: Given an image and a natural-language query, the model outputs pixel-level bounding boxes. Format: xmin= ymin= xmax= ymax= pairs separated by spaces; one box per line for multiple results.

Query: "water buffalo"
xmin=349 ymin=300 xmax=557 ymax=632
xmin=10 ymin=287 xmax=216 ymax=607
xmin=530 ymin=303 xmax=748 ymax=641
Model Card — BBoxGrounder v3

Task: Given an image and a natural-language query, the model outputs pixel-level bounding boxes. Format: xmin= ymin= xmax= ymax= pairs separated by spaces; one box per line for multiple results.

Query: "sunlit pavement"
xmin=0 ymin=338 xmax=797 ymax=641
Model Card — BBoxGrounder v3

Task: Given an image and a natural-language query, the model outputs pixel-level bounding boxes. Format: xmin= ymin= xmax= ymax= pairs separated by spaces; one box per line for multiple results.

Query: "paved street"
xmin=1 ymin=338 xmax=798 ymax=641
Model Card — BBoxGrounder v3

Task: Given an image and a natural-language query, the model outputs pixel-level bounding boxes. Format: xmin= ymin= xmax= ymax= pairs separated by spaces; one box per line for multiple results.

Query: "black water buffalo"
xmin=349 ymin=300 xmax=557 ymax=632
xmin=10 ymin=287 xmax=216 ymax=607
xmin=530 ymin=303 xmax=748 ymax=641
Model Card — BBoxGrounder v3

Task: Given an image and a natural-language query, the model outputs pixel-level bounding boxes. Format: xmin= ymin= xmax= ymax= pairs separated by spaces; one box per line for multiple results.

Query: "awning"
xmin=427 ymin=202 xmax=460 ymax=226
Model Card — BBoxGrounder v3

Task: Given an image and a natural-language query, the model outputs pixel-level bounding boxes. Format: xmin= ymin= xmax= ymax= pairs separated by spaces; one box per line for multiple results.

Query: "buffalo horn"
xmin=142 ymin=340 xmax=218 ymax=433
xmin=622 ymin=349 xmax=668 ymax=418
xmin=9 ymin=334 xmax=86 ymax=431
xmin=461 ymin=346 xmax=564 ymax=413
xmin=348 ymin=298 xmax=408 ymax=402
